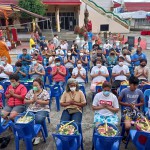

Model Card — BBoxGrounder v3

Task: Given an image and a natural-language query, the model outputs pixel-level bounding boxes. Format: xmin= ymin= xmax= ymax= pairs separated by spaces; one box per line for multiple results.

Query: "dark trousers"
xmin=60 ymin=109 xmax=82 ymax=127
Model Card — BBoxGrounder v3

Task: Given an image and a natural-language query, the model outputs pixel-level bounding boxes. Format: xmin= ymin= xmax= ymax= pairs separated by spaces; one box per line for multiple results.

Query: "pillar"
xmin=56 ymin=7 xmax=60 ymax=32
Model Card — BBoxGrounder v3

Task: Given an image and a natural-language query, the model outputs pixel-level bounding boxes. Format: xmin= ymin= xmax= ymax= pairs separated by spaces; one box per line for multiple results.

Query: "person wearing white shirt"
xmin=53 ymin=34 xmax=59 ymax=48
xmin=56 ymin=46 xmax=64 ymax=58
xmin=90 ymin=59 xmax=109 ymax=83
xmin=112 ymin=56 xmax=130 ymax=91
xmin=122 ymin=49 xmax=131 ymax=66
xmin=92 ymin=82 xmax=119 ymax=124
xmin=49 ymin=51 xmax=56 ymax=67
xmin=60 ymin=40 xmax=68 ymax=51
xmin=72 ymin=60 xmax=86 ymax=86
xmin=0 ymin=56 xmax=13 ymax=81
xmin=103 ymin=40 xmax=112 ymax=50
xmin=64 ymin=50 xmax=75 ymax=75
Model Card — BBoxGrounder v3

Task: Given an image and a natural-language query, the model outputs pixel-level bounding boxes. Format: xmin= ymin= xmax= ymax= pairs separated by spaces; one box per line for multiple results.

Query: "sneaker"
xmin=33 ymin=137 xmax=41 ymax=145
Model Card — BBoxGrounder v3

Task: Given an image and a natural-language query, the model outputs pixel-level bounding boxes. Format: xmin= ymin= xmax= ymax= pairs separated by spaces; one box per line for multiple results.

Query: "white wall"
xmin=92 ymin=0 xmax=113 ymax=11
xmin=79 ymin=2 xmax=129 ymax=33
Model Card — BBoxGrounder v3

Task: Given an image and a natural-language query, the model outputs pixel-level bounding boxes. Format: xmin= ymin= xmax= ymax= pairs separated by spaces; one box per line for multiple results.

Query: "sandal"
xmin=122 ymin=136 xmax=127 ymax=144
xmin=0 ymin=136 xmax=10 ymax=149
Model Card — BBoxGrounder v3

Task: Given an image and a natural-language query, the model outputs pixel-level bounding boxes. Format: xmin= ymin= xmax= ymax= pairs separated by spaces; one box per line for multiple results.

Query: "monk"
xmin=0 ymin=37 xmax=11 ymax=64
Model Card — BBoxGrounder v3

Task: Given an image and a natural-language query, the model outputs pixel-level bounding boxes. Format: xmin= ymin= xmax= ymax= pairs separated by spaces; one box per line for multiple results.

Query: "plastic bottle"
xmin=44 ymin=58 xmax=47 ymax=66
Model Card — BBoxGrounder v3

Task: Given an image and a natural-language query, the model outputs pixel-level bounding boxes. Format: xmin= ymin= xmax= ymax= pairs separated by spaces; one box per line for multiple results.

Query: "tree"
xmin=18 ymin=0 xmax=46 ymax=18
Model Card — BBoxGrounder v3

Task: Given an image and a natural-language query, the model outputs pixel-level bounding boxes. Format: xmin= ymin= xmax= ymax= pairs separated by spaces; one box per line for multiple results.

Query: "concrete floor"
xmin=2 ymin=32 xmax=150 ymax=150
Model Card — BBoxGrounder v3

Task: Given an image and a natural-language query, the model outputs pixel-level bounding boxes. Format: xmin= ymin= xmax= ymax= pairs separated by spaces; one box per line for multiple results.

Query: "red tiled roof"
xmin=124 ymin=2 xmax=150 ymax=12
xmin=43 ymin=0 xmax=81 ymax=5
xmin=0 ymin=0 xmax=81 ymax=6
xmin=0 ymin=0 xmax=18 ymax=5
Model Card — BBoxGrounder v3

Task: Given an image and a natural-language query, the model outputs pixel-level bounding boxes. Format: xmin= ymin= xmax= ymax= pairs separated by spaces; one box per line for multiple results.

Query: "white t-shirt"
xmin=103 ymin=43 xmax=112 ymax=49
xmin=92 ymin=92 xmax=119 ymax=116
xmin=90 ymin=66 xmax=109 ymax=82
xmin=64 ymin=56 xmax=75 ymax=68
xmin=53 ymin=37 xmax=59 ymax=48
xmin=123 ymin=55 xmax=131 ymax=66
xmin=72 ymin=67 xmax=86 ymax=83
xmin=56 ymin=49 xmax=64 ymax=56
xmin=60 ymin=44 xmax=67 ymax=50
xmin=49 ymin=56 xmax=55 ymax=67
xmin=0 ymin=64 xmax=13 ymax=79
xmin=112 ymin=64 xmax=129 ymax=81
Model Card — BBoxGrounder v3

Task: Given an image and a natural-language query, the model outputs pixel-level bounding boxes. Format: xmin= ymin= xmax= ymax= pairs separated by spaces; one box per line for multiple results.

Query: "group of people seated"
xmin=0 ymin=31 xmax=149 ymax=148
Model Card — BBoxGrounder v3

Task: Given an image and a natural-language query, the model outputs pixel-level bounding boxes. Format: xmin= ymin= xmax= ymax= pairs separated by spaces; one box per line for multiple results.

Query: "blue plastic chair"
xmin=96 ymin=86 xmax=102 ymax=93
xmin=51 ymin=84 xmax=62 ymax=111
xmin=143 ymin=89 xmax=150 ymax=115
xmin=93 ymin=133 xmax=122 ymax=150
xmin=52 ymin=133 xmax=82 ymax=150
xmin=129 ymin=66 xmax=134 ymax=76
xmin=65 ymin=68 xmax=71 ymax=82
xmin=59 ymin=121 xmax=84 ymax=150
xmin=125 ymin=130 xmax=150 ymax=149
xmin=142 ymin=84 xmax=150 ymax=93
xmin=79 ymin=85 xmax=86 ymax=97
xmin=107 ymin=66 xmax=113 ymax=78
xmin=84 ymin=67 xmax=88 ymax=83
xmin=10 ymin=112 xmax=46 ymax=150
xmin=0 ymin=116 xmax=12 ymax=134
xmin=44 ymin=66 xmax=52 ymax=86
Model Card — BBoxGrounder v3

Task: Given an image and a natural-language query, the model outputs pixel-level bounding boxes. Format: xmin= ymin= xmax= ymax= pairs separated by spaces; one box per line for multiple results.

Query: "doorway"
xmin=60 ymin=12 xmax=75 ymax=30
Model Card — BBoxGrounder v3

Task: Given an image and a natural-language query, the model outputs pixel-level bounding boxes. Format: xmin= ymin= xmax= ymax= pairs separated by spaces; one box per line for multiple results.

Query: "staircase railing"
xmin=82 ymin=0 xmax=129 ymax=29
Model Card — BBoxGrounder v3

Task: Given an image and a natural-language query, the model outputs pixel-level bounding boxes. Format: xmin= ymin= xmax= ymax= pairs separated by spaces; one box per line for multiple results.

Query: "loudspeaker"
xmin=128 ymin=36 xmax=135 ymax=47
xmin=100 ymin=24 xmax=109 ymax=31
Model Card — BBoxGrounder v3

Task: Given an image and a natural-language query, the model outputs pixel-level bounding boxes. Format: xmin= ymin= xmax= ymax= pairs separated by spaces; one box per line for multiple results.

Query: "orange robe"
xmin=0 ymin=40 xmax=11 ymax=64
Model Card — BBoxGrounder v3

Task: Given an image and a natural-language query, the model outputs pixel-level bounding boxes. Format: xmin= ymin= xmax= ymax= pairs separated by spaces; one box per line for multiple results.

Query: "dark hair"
xmin=15 ymin=61 xmax=22 ymax=67
xmin=55 ymin=57 xmax=61 ymax=62
xmin=9 ymin=74 xmax=19 ymax=81
xmin=129 ymin=76 xmax=139 ymax=85
xmin=96 ymin=58 xmax=102 ymax=63
xmin=22 ymin=48 xmax=27 ymax=51
xmin=33 ymin=78 xmax=43 ymax=87
xmin=140 ymin=59 xmax=147 ymax=64
xmin=31 ymin=44 xmax=36 ymax=48
xmin=119 ymin=56 xmax=125 ymax=60
xmin=102 ymin=81 xmax=112 ymax=89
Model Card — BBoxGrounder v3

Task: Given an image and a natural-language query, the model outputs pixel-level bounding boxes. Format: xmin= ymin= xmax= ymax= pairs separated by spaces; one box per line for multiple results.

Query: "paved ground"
xmin=2 ymin=31 xmax=150 ymax=150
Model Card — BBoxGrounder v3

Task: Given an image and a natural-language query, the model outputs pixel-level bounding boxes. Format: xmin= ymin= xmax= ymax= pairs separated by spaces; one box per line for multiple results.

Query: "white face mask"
xmin=80 ymin=53 xmax=83 ymax=56
xmin=68 ymin=53 xmax=71 ymax=56
xmin=96 ymin=64 xmax=101 ymax=68
xmin=119 ymin=62 xmax=124 ymax=66
xmin=44 ymin=47 xmax=48 ymax=50
xmin=70 ymin=87 xmax=76 ymax=91
xmin=77 ymin=64 xmax=82 ymax=68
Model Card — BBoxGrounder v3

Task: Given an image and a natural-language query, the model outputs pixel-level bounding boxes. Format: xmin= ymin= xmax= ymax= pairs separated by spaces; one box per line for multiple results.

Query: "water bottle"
xmin=44 ymin=58 xmax=47 ymax=66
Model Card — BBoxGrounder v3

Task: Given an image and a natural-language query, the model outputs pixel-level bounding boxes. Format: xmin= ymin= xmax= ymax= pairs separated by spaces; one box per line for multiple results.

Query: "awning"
xmin=113 ymin=1 xmax=121 ymax=8
xmin=43 ymin=0 xmax=81 ymax=5
xmin=0 ymin=0 xmax=18 ymax=5
xmin=124 ymin=2 xmax=150 ymax=12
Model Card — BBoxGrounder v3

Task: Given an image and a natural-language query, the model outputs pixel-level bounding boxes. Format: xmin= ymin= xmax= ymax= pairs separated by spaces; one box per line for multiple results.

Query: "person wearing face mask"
xmin=106 ymin=49 xmax=117 ymax=66
xmin=78 ymin=50 xmax=88 ymax=68
xmin=51 ymin=58 xmax=66 ymax=87
xmin=83 ymin=42 xmax=89 ymax=52
xmin=14 ymin=62 xmax=28 ymax=80
xmin=72 ymin=60 xmax=86 ymax=86
xmin=49 ymin=51 xmax=56 ymax=67
xmin=122 ymin=48 xmax=131 ymax=66
xmin=40 ymin=36 xmax=47 ymax=51
xmin=92 ymin=48 xmax=106 ymax=66
xmin=25 ymin=78 xmax=50 ymax=145
xmin=33 ymin=50 xmax=43 ymax=64
xmin=1 ymin=74 xmax=27 ymax=121
xmin=60 ymin=78 xmax=86 ymax=128
xmin=0 ymin=56 xmax=13 ymax=81
xmin=18 ymin=48 xmax=31 ymax=66
xmin=29 ymin=59 xmax=45 ymax=79
xmin=53 ymin=34 xmax=59 ymax=48
xmin=56 ymin=46 xmax=64 ymax=58
xmin=48 ymin=40 xmax=55 ymax=51
xmin=134 ymin=59 xmax=149 ymax=83
xmin=90 ymin=59 xmax=109 ymax=91
xmin=131 ymin=47 xmax=147 ymax=66
xmin=112 ymin=56 xmax=130 ymax=93
xmin=30 ymin=44 xmax=38 ymax=55
xmin=92 ymin=82 xmax=119 ymax=125
xmin=71 ymin=45 xmax=78 ymax=57
xmin=103 ymin=40 xmax=112 ymax=56
xmin=64 ymin=50 xmax=75 ymax=75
